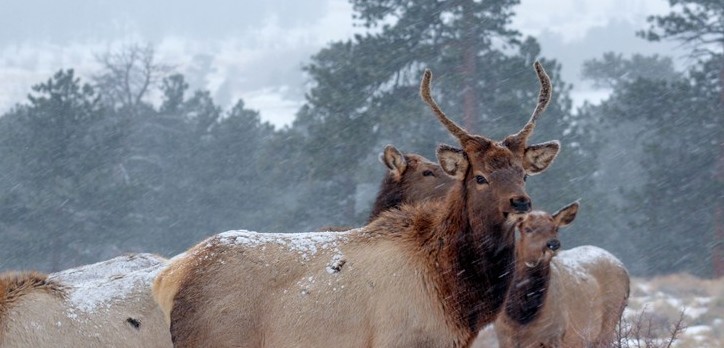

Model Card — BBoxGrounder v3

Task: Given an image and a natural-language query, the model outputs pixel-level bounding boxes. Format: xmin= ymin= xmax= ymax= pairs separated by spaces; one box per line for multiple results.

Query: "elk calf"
xmin=495 ymin=203 xmax=630 ymax=348
xmin=0 ymin=254 xmax=172 ymax=348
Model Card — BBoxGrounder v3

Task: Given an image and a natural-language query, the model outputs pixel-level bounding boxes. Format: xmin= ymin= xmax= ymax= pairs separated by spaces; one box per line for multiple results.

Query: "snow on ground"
xmin=625 ymin=273 xmax=724 ymax=347
xmin=473 ymin=273 xmax=724 ymax=347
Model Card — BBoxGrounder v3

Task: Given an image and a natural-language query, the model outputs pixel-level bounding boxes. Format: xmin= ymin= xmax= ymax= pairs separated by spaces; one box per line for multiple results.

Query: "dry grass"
xmin=471 ymin=273 xmax=724 ymax=347
xmin=614 ymin=306 xmax=686 ymax=348
xmin=624 ymin=273 xmax=724 ymax=347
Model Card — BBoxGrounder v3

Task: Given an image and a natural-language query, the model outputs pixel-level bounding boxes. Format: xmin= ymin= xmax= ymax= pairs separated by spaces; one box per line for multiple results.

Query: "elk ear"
xmin=553 ymin=201 xmax=579 ymax=228
xmin=524 ymin=140 xmax=560 ymax=175
xmin=436 ymin=144 xmax=467 ymax=180
xmin=380 ymin=145 xmax=407 ymax=181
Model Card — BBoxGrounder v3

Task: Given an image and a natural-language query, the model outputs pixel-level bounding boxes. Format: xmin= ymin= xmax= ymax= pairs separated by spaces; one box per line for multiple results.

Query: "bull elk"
xmin=0 ymin=254 xmax=172 ymax=347
xmin=153 ymin=61 xmax=561 ymax=347
xmin=494 ymin=203 xmax=630 ymax=348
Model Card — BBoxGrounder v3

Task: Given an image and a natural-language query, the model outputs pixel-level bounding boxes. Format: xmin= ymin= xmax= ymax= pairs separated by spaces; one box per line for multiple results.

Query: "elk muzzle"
xmin=510 ymin=196 xmax=532 ymax=213
xmin=546 ymin=239 xmax=561 ymax=251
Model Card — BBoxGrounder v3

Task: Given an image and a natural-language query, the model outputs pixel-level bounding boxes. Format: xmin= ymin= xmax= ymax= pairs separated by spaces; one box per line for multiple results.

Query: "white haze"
xmin=0 ymin=0 xmax=681 ymax=127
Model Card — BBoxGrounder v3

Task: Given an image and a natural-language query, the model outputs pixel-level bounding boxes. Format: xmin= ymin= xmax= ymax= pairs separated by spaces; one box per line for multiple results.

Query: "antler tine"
xmin=516 ymin=61 xmax=552 ymax=141
xmin=420 ymin=69 xmax=472 ymax=144
xmin=530 ymin=61 xmax=552 ymax=124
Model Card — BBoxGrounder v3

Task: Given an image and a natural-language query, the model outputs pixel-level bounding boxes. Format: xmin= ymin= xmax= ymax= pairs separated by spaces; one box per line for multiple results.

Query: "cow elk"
xmin=153 ymin=61 xmax=561 ymax=347
xmin=319 ymin=145 xmax=455 ymax=232
xmin=0 ymin=254 xmax=172 ymax=348
xmin=494 ymin=202 xmax=630 ymax=348
xmin=367 ymin=145 xmax=454 ymax=222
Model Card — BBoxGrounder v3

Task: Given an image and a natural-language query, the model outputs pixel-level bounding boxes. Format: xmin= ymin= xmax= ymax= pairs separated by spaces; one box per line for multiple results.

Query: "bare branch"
xmin=93 ymin=43 xmax=174 ymax=112
xmin=663 ymin=310 xmax=687 ymax=348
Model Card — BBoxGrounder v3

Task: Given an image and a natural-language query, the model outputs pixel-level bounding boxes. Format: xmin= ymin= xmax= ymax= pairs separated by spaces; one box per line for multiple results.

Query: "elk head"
xmin=516 ymin=202 xmax=579 ymax=268
xmin=380 ymin=145 xmax=454 ymax=203
xmin=421 ymin=61 xmax=561 ymax=223
xmin=368 ymin=145 xmax=454 ymax=222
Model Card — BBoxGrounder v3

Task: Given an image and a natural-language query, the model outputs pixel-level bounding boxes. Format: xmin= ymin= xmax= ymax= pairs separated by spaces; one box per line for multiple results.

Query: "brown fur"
xmin=0 ymin=272 xmax=65 ymax=327
xmin=0 ymin=253 xmax=172 ymax=348
xmin=154 ymin=61 xmax=561 ymax=347
xmin=495 ymin=205 xmax=630 ymax=348
xmin=319 ymin=145 xmax=454 ymax=232
xmin=153 ymin=253 xmax=194 ymax=327
xmin=368 ymin=145 xmax=454 ymax=222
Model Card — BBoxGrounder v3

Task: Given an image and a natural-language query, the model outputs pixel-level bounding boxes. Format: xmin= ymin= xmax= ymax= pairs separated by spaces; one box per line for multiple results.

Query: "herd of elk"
xmin=0 ymin=147 xmax=447 ymax=347
xmin=377 ymin=145 xmax=630 ymax=348
xmin=0 ymin=254 xmax=172 ymax=347
xmin=152 ymin=62 xmax=563 ymax=347
xmin=0 ymin=145 xmax=449 ymax=348
xmin=494 ymin=203 xmax=630 ymax=347
xmin=0 ymin=61 xmax=631 ymax=348
xmin=372 ymin=147 xmax=630 ymax=348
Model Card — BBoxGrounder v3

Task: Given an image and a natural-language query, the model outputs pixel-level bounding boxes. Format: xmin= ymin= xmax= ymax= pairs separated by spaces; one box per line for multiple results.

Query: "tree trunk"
xmin=714 ymin=54 xmax=724 ymax=277
xmin=716 ymin=163 xmax=723 ymax=277
xmin=461 ymin=0 xmax=478 ymax=131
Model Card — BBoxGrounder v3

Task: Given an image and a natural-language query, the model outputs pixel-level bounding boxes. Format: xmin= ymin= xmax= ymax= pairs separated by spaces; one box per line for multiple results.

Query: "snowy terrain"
xmin=473 ymin=273 xmax=724 ymax=347
xmin=624 ymin=274 xmax=724 ymax=347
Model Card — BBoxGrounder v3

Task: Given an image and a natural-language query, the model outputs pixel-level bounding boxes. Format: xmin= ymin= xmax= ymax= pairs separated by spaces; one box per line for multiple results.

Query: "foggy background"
xmin=0 ymin=0 xmax=681 ymax=125
xmin=0 ymin=0 xmax=720 ymax=278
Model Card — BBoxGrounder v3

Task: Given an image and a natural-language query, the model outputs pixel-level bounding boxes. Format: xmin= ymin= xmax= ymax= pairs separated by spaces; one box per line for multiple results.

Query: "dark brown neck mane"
xmin=503 ymin=259 xmax=551 ymax=325
xmin=368 ymin=174 xmax=404 ymax=223
xmin=377 ymin=169 xmax=516 ymax=339
xmin=438 ymin=182 xmax=516 ymax=333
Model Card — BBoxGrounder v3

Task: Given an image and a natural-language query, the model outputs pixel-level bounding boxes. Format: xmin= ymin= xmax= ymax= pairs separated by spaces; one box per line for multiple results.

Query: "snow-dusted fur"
xmin=495 ymin=206 xmax=630 ymax=348
xmin=0 ymin=253 xmax=172 ymax=348
xmin=153 ymin=62 xmax=562 ymax=347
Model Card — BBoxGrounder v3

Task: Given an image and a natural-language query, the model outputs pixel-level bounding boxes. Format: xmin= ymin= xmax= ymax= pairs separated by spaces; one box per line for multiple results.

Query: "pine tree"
xmin=0 ymin=70 xmax=130 ymax=270
xmin=579 ymin=9 xmax=722 ymax=275
xmin=294 ymin=0 xmax=586 ymax=227
xmin=639 ymin=0 xmax=723 ymax=276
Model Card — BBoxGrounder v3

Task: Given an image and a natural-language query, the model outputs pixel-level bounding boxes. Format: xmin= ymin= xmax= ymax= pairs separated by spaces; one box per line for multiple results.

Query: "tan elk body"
xmin=0 ymin=146 xmax=450 ymax=347
xmin=0 ymin=253 xmax=172 ymax=348
xmin=494 ymin=204 xmax=630 ymax=348
xmin=0 ymin=147 xmax=448 ymax=348
xmin=153 ymin=62 xmax=562 ymax=347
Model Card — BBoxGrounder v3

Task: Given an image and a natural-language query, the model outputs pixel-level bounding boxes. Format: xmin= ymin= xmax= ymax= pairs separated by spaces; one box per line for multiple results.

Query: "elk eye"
xmin=475 ymin=175 xmax=488 ymax=185
xmin=422 ymin=170 xmax=434 ymax=177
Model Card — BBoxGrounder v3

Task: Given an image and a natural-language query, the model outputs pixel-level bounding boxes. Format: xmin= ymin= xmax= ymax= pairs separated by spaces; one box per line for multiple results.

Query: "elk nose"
xmin=510 ymin=196 xmax=531 ymax=213
xmin=546 ymin=239 xmax=561 ymax=251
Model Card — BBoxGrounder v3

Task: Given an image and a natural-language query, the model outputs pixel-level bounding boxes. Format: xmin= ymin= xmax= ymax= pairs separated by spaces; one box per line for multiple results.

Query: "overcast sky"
xmin=0 ymin=0 xmax=683 ymax=127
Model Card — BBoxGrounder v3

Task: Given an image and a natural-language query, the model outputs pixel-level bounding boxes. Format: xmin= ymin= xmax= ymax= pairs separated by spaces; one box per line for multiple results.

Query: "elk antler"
xmin=420 ymin=69 xmax=473 ymax=144
xmin=512 ymin=61 xmax=552 ymax=142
